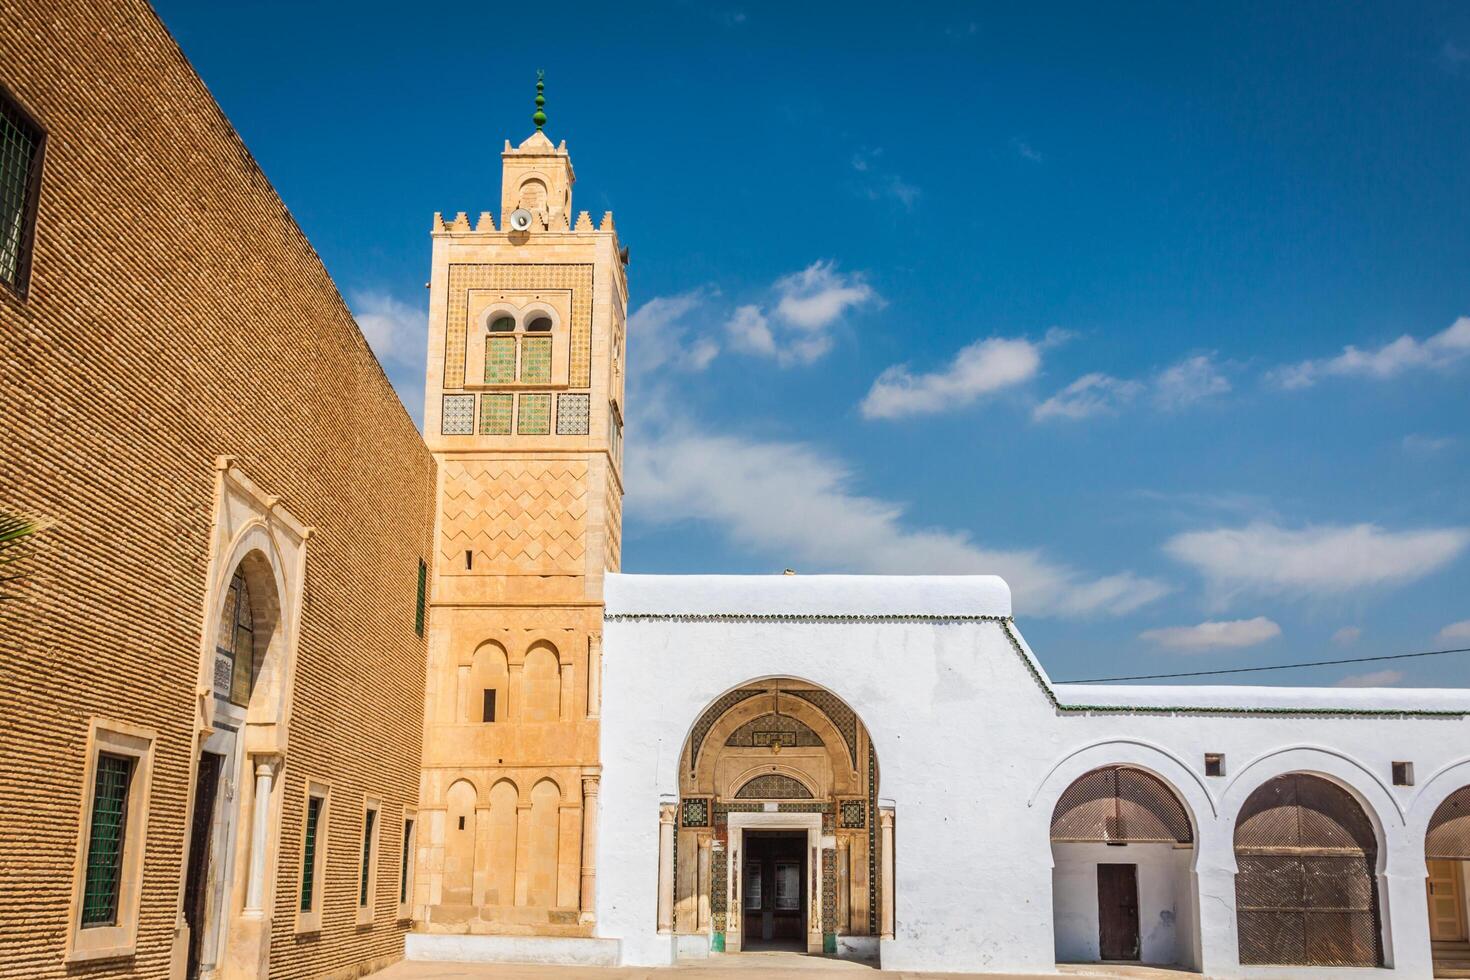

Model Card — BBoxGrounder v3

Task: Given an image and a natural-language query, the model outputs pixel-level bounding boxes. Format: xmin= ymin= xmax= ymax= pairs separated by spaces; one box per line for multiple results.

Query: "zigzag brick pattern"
xmin=440 ymin=460 xmax=588 ymax=574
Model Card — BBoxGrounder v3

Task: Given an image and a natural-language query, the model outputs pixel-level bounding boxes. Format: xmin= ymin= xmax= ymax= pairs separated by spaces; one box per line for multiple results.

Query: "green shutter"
xmin=519 ymin=336 xmax=552 ymax=383
xmin=485 ymin=336 xmax=516 ymax=383
xmin=81 ymin=753 xmax=134 ymax=927
xmin=300 ymin=796 xmax=323 ymax=912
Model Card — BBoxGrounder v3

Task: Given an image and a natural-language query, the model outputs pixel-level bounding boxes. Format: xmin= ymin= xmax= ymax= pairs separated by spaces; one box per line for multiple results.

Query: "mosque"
xmin=3 ymin=3 xmax=1470 ymax=979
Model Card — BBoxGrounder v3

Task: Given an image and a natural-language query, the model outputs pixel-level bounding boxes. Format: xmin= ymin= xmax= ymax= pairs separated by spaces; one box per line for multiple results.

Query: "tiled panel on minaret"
xmin=556 ymin=393 xmax=589 ymax=435
xmin=520 ymin=336 xmax=552 ymax=383
xmin=438 ymin=459 xmax=588 ymax=574
xmin=478 ymin=393 xmax=513 ymax=435
xmin=442 ymin=394 xmax=475 ymax=434
xmin=445 ymin=264 xmax=594 ymax=388
xmin=517 ymin=393 xmax=551 ymax=434
xmin=485 ymin=336 xmax=516 ymax=383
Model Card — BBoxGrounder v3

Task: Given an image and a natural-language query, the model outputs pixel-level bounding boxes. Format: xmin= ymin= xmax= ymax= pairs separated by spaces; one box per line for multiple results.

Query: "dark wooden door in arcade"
xmin=1098 ymin=862 xmax=1141 ymax=961
xmin=742 ymin=831 xmax=806 ymax=948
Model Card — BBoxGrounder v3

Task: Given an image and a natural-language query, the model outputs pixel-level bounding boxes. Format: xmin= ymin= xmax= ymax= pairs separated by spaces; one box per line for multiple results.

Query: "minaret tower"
xmin=417 ymin=75 xmax=626 ymax=934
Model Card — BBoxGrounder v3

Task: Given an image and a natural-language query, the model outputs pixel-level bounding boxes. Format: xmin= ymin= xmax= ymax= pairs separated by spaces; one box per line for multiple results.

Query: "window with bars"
xmin=400 ymin=817 xmax=415 ymax=905
xmin=359 ymin=805 xmax=378 ymax=908
xmin=214 ymin=568 xmax=256 ymax=706
xmin=81 ymin=753 xmax=134 ymax=927
xmin=0 ymin=89 xmax=43 ymax=296
xmin=414 ymin=559 xmax=427 ymax=637
xmin=300 ymin=795 xmax=324 ymax=912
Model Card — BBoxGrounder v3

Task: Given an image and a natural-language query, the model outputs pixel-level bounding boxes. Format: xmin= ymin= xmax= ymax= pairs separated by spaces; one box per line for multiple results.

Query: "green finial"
xmin=533 ymin=69 xmax=547 ymax=132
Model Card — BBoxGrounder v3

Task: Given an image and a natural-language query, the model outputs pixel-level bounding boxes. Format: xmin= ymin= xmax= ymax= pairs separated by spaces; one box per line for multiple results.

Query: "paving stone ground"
xmin=371 ymin=954 xmax=1198 ymax=980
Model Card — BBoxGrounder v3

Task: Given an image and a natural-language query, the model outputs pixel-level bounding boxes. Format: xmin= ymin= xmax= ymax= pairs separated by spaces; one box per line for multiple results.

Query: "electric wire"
xmin=1053 ymin=646 xmax=1470 ymax=684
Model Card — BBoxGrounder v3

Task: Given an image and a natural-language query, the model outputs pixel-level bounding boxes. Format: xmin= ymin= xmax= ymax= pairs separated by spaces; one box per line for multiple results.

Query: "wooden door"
xmin=183 ymin=752 xmax=223 ymax=980
xmin=1428 ymin=859 xmax=1467 ymax=941
xmin=1098 ymin=863 xmax=1141 ymax=961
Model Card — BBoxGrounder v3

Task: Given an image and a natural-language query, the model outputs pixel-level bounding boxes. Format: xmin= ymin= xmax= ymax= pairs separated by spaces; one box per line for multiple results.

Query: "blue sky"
xmin=152 ymin=1 xmax=1470 ymax=687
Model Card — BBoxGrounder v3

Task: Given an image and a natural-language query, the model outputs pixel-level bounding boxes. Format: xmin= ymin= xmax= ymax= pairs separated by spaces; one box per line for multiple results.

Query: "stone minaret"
xmin=417 ymin=75 xmax=625 ymax=933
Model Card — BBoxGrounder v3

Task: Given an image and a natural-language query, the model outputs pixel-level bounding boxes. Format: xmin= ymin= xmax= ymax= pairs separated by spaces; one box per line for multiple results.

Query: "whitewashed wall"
xmin=596 ymin=573 xmax=1470 ymax=976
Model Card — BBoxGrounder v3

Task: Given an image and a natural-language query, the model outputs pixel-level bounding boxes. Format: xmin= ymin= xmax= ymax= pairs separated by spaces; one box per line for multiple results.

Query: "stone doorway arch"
xmin=661 ymin=678 xmax=885 ymax=960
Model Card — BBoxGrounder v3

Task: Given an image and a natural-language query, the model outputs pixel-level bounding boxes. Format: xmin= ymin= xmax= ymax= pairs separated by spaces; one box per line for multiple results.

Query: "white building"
xmin=585 ymin=573 xmax=1470 ymax=977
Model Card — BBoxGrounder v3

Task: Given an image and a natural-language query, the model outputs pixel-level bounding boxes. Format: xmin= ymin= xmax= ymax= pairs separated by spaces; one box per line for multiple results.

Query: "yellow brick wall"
xmin=0 ymin=2 xmax=434 ymax=978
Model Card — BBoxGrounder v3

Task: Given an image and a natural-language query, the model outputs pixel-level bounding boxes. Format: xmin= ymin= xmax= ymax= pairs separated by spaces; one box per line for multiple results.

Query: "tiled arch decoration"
xmin=443 ymin=264 xmax=594 ymax=388
xmin=785 ymin=688 xmax=858 ymax=769
xmin=687 ymin=687 xmax=764 ymax=774
xmin=724 ymin=712 xmax=823 ymax=748
xmin=733 ymin=773 xmax=814 ymax=799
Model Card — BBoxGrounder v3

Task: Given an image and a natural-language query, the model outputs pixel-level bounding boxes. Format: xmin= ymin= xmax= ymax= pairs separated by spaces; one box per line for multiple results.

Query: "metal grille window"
xmin=519 ymin=335 xmax=552 ymax=383
xmin=0 ymin=91 xmax=43 ymax=295
xmin=1234 ymin=773 xmax=1381 ymax=967
xmin=1427 ymin=786 xmax=1470 ymax=860
xmin=414 ymin=559 xmax=427 ymax=637
xmin=214 ymin=568 xmax=256 ymax=706
xmin=81 ymin=753 xmax=134 ymax=927
xmin=1050 ymin=766 xmax=1193 ymax=843
xmin=359 ymin=807 xmax=377 ymax=906
xmin=400 ymin=818 xmax=415 ymax=904
xmin=300 ymin=795 xmax=323 ymax=912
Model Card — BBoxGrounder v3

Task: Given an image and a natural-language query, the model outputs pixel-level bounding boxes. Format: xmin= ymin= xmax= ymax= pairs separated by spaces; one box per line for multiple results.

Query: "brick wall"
xmin=0 ymin=1 xmax=434 ymax=977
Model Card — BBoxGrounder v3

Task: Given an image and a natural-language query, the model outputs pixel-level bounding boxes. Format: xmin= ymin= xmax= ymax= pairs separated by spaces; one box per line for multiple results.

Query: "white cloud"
xmin=1331 ymin=627 xmax=1362 ymax=646
xmin=1011 ymin=138 xmax=1044 ymax=163
xmin=1336 ymin=669 xmax=1404 ymax=688
xmin=1271 ymin=316 xmax=1470 ymax=388
xmin=1403 ymin=434 xmax=1456 ymax=456
xmin=773 ymin=261 xmax=877 ymax=331
xmin=725 ymin=304 xmax=774 ymax=357
xmin=1153 ymin=354 xmax=1231 ymax=409
xmin=851 ymin=149 xmax=921 ymax=210
xmin=1436 ymin=620 xmax=1470 ymax=644
xmin=625 ymin=425 xmax=1171 ymax=618
xmin=627 ymin=290 xmax=721 ymax=376
xmin=1036 ymin=353 xmax=1229 ymax=422
xmin=1034 ymin=372 xmax=1141 ymax=421
xmin=1139 ymin=617 xmax=1281 ymax=652
xmin=1164 ymin=521 xmax=1470 ymax=604
xmin=863 ymin=336 xmax=1046 ymax=420
xmin=351 ymin=290 xmax=425 ymax=365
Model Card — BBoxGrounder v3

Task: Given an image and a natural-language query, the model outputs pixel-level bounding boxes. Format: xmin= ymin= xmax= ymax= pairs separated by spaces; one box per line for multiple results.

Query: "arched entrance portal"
xmin=1426 ymin=786 xmax=1470 ymax=974
xmin=668 ymin=679 xmax=882 ymax=958
xmin=1234 ymin=773 xmax=1382 ymax=967
xmin=1049 ymin=766 xmax=1198 ymax=968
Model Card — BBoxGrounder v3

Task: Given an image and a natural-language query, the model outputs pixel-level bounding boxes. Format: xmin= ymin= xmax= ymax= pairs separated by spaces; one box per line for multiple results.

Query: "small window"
xmin=414 ymin=559 xmax=427 ymax=637
xmin=81 ymin=753 xmax=135 ymax=927
xmin=0 ymin=89 xmax=44 ymax=296
xmin=214 ymin=568 xmax=257 ymax=707
xmin=399 ymin=813 xmax=417 ymax=916
xmin=482 ymin=689 xmax=497 ymax=723
xmin=526 ymin=315 xmax=553 ymax=332
xmin=297 ymin=782 xmax=329 ymax=933
xmin=1393 ymin=761 xmax=1414 ymax=786
xmin=489 ymin=315 xmax=516 ymax=331
xmin=359 ymin=805 xmax=378 ymax=908
xmin=1205 ymin=753 xmax=1225 ymax=777
xmin=67 ymin=720 xmax=154 ymax=963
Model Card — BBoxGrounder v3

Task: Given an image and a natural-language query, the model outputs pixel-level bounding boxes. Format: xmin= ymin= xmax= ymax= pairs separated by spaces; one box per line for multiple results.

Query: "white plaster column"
xmin=879 ymin=807 xmax=895 ymax=941
xmin=244 ymin=755 xmax=281 ymax=914
xmin=697 ymin=837 xmax=712 ymax=930
xmin=579 ymin=774 xmax=600 ymax=923
xmin=657 ymin=802 xmax=676 ymax=934
xmin=586 ymin=635 xmax=601 ymax=719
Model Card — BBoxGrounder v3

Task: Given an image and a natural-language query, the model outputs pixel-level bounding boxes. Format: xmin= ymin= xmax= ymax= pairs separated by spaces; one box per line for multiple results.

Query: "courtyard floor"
xmin=371 ymin=954 xmax=1197 ymax=980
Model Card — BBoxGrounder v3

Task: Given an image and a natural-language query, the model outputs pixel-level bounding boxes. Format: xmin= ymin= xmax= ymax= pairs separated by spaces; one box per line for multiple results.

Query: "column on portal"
xmin=657 ymin=802 xmax=676 ymax=933
xmin=697 ymin=837 xmax=712 ymax=930
xmin=879 ymin=807 xmax=895 ymax=940
xmin=243 ymin=755 xmax=281 ymax=914
xmin=579 ymin=773 xmax=600 ymax=922
xmin=1192 ymin=816 xmax=1242 ymax=975
xmin=836 ymin=836 xmax=851 ymax=933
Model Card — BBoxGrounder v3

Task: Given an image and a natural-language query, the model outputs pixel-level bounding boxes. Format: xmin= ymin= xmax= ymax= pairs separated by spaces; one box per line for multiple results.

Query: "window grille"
xmin=414 ymin=559 xmax=427 ymax=637
xmin=400 ymin=818 xmax=415 ymax=903
xmin=485 ymin=336 xmax=516 ymax=383
xmin=519 ymin=336 xmax=552 ymax=383
xmin=441 ymin=394 xmax=474 ymax=435
xmin=1427 ymin=786 xmax=1470 ymax=860
xmin=359 ymin=808 xmax=377 ymax=906
xmin=1050 ymin=766 xmax=1193 ymax=843
xmin=0 ymin=90 xmax=43 ymax=294
xmin=300 ymin=795 xmax=323 ymax=911
xmin=214 ymin=569 xmax=255 ymax=706
xmin=1234 ymin=773 xmax=1381 ymax=967
xmin=81 ymin=753 xmax=134 ymax=927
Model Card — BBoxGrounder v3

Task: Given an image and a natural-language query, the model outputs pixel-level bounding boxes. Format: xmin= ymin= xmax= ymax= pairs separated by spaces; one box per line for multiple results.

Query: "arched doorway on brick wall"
xmin=660 ymin=679 xmax=887 ymax=959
